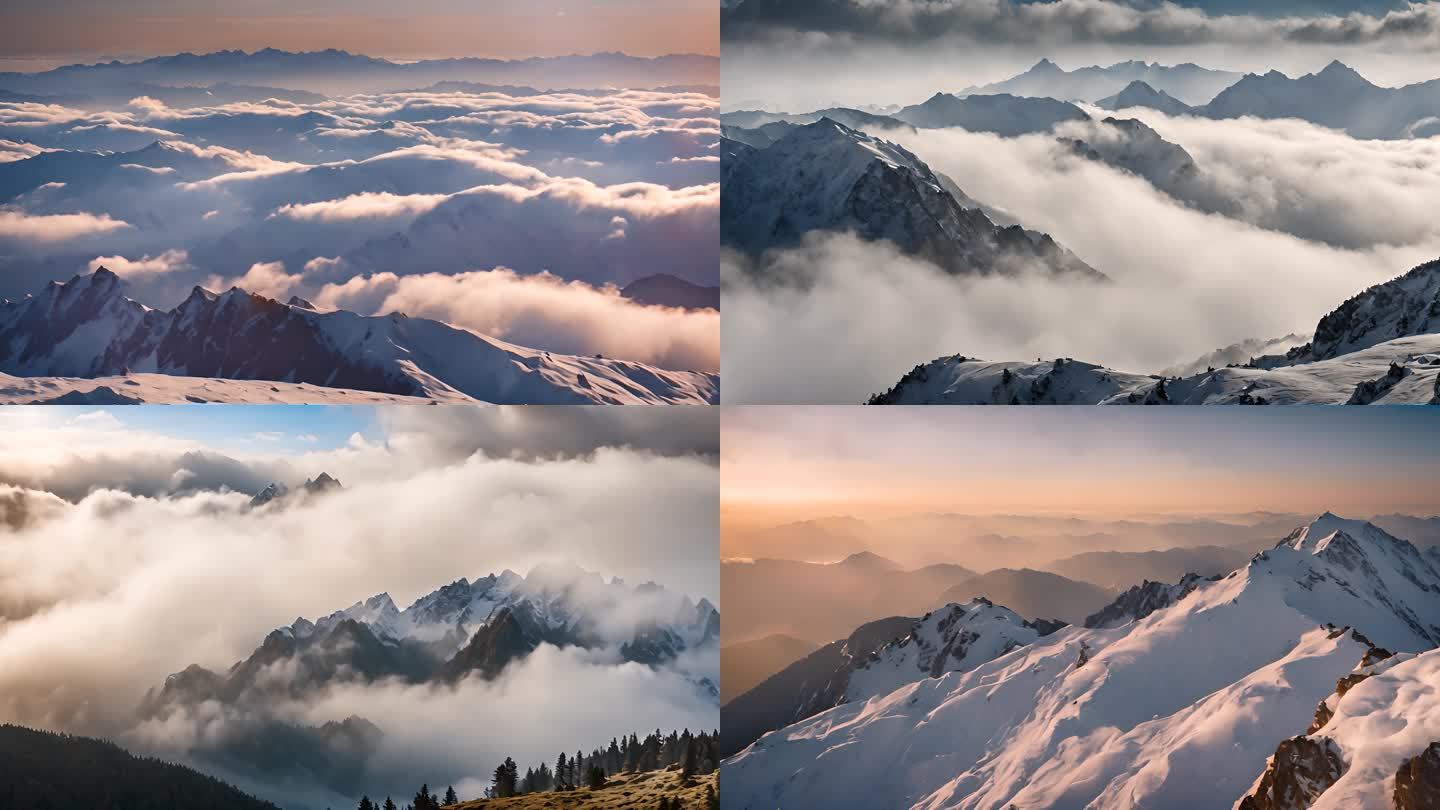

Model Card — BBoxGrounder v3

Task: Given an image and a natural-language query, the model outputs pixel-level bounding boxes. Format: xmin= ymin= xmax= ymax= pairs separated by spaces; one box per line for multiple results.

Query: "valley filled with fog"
xmin=0 ymin=406 xmax=720 ymax=809
xmin=0 ymin=50 xmax=720 ymax=403
xmin=720 ymin=0 xmax=1440 ymax=404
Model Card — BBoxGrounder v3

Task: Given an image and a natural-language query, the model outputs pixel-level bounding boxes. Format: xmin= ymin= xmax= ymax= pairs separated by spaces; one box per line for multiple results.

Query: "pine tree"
xmin=443 ymin=785 xmax=457 ymax=805
xmin=383 ymin=798 xmax=398 ymax=810
xmin=555 ymin=752 xmax=568 ymax=791
xmin=413 ymin=784 xmax=437 ymax=810
xmin=586 ymin=764 xmax=606 ymax=790
xmin=492 ymin=757 xmax=519 ymax=798
xmin=680 ymin=735 xmax=698 ymax=785
xmin=575 ymin=750 xmax=584 ymax=787
xmin=358 ymin=797 xmax=376 ymax=810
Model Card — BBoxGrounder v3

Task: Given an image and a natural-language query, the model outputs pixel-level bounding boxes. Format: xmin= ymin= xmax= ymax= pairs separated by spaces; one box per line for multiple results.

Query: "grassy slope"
xmin=455 ymin=767 xmax=716 ymax=809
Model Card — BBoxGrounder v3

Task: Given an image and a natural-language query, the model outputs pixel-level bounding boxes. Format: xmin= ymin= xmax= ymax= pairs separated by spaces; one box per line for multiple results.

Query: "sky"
xmin=721 ymin=0 xmax=1440 ymax=109
xmin=721 ymin=407 xmax=1440 ymax=523
xmin=0 ymin=0 xmax=718 ymax=68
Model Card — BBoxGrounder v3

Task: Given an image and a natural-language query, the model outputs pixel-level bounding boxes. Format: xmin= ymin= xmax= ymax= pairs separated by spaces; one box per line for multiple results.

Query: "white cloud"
xmin=88 ymin=249 xmax=191 ymax=277
xmin=0 ymin=209 xmax=131 ymax=242
xmin=273 ymin=191 xmax=450 ymax=222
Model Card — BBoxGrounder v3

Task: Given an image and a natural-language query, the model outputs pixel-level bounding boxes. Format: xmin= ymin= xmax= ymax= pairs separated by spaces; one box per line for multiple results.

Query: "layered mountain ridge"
xmin=0 ymin=268 xmax=717 ymax=404
xmin=722 ymin=514 xmax=1440 ymax=809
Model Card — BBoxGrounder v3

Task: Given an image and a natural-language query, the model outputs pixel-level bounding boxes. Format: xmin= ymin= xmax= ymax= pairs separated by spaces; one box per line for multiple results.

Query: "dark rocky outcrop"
xmin=1395 ymin=742 xmax=1440 ymax=810
xmin=1238 ymin=736 xmax=1344 ymax=810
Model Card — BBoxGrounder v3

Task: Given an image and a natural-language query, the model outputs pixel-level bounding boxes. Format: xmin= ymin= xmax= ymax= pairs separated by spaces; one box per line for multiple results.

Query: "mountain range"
xmin=141 ymin=559 xmax=720 ymax=797
xmin=722 ymin=513 xmax=1440 ymax=808
xmin=0 ymin=268 xmax=718 ymax=404
xmin=868 ymin=258 xmax=1440 ymax=405
xmin=957 ymin=59 xmax=1242 ymax=107
xmin=0 ymin=49 xmax=720 ymax=96
xmin=1087 ymin=61 xmax=1440 ymax=140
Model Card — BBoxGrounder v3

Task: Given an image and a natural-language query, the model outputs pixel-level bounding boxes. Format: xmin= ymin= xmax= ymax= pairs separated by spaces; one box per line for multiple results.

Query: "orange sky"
xmin=722 ymin=407 xmax=1440 ymax=527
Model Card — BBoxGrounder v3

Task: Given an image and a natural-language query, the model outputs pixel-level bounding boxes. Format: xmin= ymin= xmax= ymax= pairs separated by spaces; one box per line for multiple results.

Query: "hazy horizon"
xmin=1 ymin=0 xmax=718 ymax=67
xmin=722 ymin=408 xmax=1440 ymax=564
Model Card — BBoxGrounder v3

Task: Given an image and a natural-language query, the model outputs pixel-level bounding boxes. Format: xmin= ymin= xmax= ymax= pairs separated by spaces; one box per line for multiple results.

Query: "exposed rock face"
xmin=1347 ymin=362 xmax=1413 ymax=404
xmin=1083 ymin=573 xmax=1214 ymax=629
xmin=1395 ymin=743 xmax=1440 ymax=810
xmin=1291 ymin=258 xmax=1440 ymax=362
xmin=1238 ymin=736 xmax=1345 ymax=810
xmin=441 ymin=605 xmax=550 ymax=681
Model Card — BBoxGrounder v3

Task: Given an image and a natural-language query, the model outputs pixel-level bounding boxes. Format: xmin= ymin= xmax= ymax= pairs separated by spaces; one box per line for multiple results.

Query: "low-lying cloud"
xmin=0 ymin=408 xmax=719 ymax=806
xmin=721 ymin=121 xmax=1439 ymax=403
xmin=0 ymin=208 xmax=131 ymax=242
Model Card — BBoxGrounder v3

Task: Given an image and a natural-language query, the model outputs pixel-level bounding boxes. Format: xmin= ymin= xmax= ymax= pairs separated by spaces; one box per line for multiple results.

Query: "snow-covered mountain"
xmin=248 ymin=472 xmax=341 ymax=508
xmin=1287 ymin=258 xmax=1440 ymax=363
xmin=1200 ymin=61 xmax=1440 ymax=140
xmin=720 ymin=118 xmax=1104 ymax=279
xmin=845 ymin=599 xmax=1063 ymax=703
xmin=868 ymin=258 xmax=1440 ymax=405
xmin=722 ymin=514 xmax=1440 ymax=809
xmin=1097 ymin=80 xmax=1198 ymax=116
xmin=0 ymin=268 xmax=717 ymax=404
xmin=1239 ymin=647 xmax=1439 ymax=809
xmin=720 ymin=601 xmax=1064 ymax=760
xmin=145 ymin=563 xmax=721 ymax=715
xmin=958 ymin=59 xmax=1242 ymax=107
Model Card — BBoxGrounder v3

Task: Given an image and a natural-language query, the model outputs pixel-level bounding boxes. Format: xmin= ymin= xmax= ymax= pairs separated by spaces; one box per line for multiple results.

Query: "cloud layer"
xmin=0 ymin=83 xmax=719 ymax=371
xmin=721 ymin=118 xmax=1440 ymax=403
xmin=0 ymin=406 xmax=719 ymax=806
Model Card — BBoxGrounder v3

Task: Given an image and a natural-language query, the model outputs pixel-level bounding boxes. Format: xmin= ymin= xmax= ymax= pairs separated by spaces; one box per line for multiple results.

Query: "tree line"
xmin=351 ymin=729 xmax=719 ymax=809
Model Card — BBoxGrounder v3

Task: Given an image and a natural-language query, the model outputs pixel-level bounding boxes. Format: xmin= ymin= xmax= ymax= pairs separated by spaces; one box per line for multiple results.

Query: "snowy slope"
xmin=1289 ymin=649 xmax=1440 ymax=809
xmin=722 ymin=514 xmax=1440 ymax=810
xmin=0 ymin=268 xmax=717 ymax=404
xmin=869 ymin=329 xmax=1440 ymax=404
xmin=0 ymin=370 xmax=452 ymax=403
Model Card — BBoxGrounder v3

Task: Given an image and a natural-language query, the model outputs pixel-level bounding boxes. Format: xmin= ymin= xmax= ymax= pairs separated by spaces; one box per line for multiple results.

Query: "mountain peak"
xmin=303 ymin=472 xmax=342 ymax=494
xmin=1029 ymin=58 xmax=1061 ymax=73
xmin=836 ymin=551 xmax=899 ymax=570
xmin=1288 ymin=512 xmax=1377 ymax=551
xmin=1317 ymin=59 xmax=1363 ymax=80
